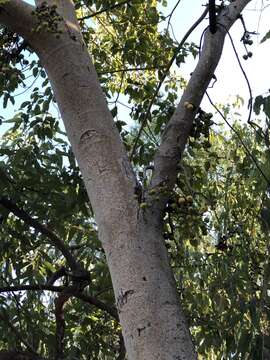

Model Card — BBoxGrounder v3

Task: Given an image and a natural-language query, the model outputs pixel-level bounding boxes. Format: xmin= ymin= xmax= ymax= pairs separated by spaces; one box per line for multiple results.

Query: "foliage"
xmin=0 ymin=1 xmax=270 ymax=359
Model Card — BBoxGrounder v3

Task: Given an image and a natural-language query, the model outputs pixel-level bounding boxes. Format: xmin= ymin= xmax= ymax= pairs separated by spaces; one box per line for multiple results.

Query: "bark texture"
xmin=0 ymin=0 xmax=252 ymax=359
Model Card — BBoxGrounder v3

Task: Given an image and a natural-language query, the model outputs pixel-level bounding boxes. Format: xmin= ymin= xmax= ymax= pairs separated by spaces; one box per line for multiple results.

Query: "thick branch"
xmin=0 ymin=197 xmax=79 ymax=271
xmin=0 ymin=0 xmax=35 ymax=41
xmin=149 ymin=0 xmax=252 ymax=204
xmin=54 ymin=278 xmax=90 ymax=358
xmin=54 ymin=290 xmax=70 ymax=359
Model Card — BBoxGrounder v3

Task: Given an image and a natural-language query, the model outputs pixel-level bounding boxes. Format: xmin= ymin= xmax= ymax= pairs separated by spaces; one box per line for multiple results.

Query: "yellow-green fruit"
xmin=178 ymin=197 xmax=186 ymax=205
xmin=140 ymin=202 xmax=148 ymax=209
xmin=184 ymin=101 xmax=194 ymax=110
xmin=186 ymin=195 xmax=193 ymax=203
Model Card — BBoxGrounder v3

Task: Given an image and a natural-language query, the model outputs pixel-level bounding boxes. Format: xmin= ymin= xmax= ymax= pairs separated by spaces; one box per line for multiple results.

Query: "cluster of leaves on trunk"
xmin=0 ymin=0 xmax=270 ymax=359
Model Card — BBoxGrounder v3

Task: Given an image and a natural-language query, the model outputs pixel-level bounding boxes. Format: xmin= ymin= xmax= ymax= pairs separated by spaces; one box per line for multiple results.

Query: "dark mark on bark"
xmin=79 ymin=129 xmax=97 ymax=143
xmin=137 ymin=326 xmax=145 ymax=336
xmin=116 ymin=289 xmax=134 ymax=312
xmin=137 ymin=322 xmax=151 ymax=336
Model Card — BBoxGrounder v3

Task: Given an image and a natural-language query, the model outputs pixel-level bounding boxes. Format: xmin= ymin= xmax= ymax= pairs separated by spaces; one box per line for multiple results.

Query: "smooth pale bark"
xmin=31 ymin=16 xmax=196 ymax=359
xmin=0 ymin=0 xmax=251 ymax=359
xmin=150 ymin=0 xmax=252 ymax=202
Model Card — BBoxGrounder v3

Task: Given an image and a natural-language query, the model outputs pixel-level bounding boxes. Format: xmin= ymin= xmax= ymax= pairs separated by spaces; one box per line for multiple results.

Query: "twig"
xmin=166 ymin=0 xmax=182 ymax=33
xmin=97 ymin=65 xmax=166 ymax=75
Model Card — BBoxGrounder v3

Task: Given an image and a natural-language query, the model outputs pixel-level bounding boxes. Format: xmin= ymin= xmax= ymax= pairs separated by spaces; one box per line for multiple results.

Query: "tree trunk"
xmin=105 ymin=214 xmax=196 ymax=359
xmin=33 ymin=16 xmax=197 ymax=359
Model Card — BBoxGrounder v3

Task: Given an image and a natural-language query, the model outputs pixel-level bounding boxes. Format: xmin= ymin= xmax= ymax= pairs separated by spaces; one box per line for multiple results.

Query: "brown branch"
xmin=54 ymin=290 xmax=70 ymax=360
xmin=0 ymin=284 xmax=64 ymax=292
xmin=54 ymin=273 xmax=90 ymax=360
xmin=71 ymin=291 xmax=119 ymax=320
xmin=97 ymin=65 xmax=166 ymax=75
xmin=129 ymin=6 xmax=208 ymax=160
xmin=78 ymin=0 xmax=131 ymax=21
xmin=0 ymin=285 xmax=118 ymax=320
xmin=0 ymin=197 xmax=79 ymax=271
xmin=148 ymin=0 xmax=252 ymax=210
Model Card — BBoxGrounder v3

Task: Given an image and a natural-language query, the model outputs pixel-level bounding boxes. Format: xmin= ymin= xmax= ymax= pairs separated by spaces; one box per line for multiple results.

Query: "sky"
xmin=0 ymin=0 xmax=270 ymax=128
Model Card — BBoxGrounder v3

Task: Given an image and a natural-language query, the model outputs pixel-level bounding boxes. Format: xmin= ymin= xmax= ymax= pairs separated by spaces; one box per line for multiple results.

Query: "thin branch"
xmin=0 ymin=284 xmax=118 ymax=320
xmin=72 ymin=291 xmax=119 ymax=320
xmin=130 ymin=6 xmax=208 ymax=161
xmin=79 ymin=0 xmax=131 ymax=21
xmin=0 ymin=197 xmax=79 ymax=271
xmin=97 ymin=65 xmax=166 ymax=75
xmin=206 ymin=93 xmax=270 ymax=185
xmin=166 ymin=0 xmax=182 ymax=33
xmin=0 ymin=284 xmax=64 ymax=292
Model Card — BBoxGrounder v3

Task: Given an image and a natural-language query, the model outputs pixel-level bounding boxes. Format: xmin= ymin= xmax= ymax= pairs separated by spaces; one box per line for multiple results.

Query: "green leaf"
xmin=110 ymin=106 xmax=117 ymax=118
xmin=32 ymin=67 xmax=39 ymax=77
xmin=261 ymin=30 xmax=270 ymax=43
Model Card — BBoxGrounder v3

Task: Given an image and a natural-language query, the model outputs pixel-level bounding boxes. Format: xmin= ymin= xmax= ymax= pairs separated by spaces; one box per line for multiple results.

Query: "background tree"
xmin=1 ymin=0 xmax=269 ymax=359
